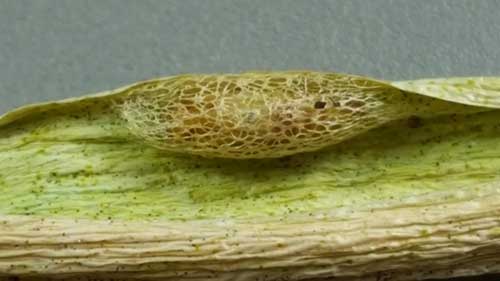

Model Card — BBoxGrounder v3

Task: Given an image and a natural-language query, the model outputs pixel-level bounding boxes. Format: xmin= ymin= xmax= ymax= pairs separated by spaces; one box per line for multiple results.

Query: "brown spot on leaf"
xmin=407 ymin=116 xmax=422 ymax=128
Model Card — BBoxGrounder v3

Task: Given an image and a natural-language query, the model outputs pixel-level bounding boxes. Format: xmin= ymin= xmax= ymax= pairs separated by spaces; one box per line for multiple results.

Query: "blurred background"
xmin=2 ymin=0 xmax=500 ymax=115
xmin=1 ymin=1 xmax=499 ymax=280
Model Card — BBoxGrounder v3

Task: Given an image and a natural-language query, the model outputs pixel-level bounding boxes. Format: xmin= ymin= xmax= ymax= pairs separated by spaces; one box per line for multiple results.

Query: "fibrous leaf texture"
xmin=1 ymin=71 xmax=500 ymax=281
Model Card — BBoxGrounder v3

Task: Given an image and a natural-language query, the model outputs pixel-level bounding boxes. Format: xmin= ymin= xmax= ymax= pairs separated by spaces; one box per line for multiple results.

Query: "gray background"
xmin=1 ymin=1 xmax=500 ymax=280
xmin=2 ymin=0 xmax=500 ymax=115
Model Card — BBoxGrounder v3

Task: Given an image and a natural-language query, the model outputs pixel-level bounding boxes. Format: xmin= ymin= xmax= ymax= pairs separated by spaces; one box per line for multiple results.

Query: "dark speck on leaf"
xmin=407 ymin=116 xmax=422 ymax=128
xmin=314 ymin=101 xmax=326 ymax=109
